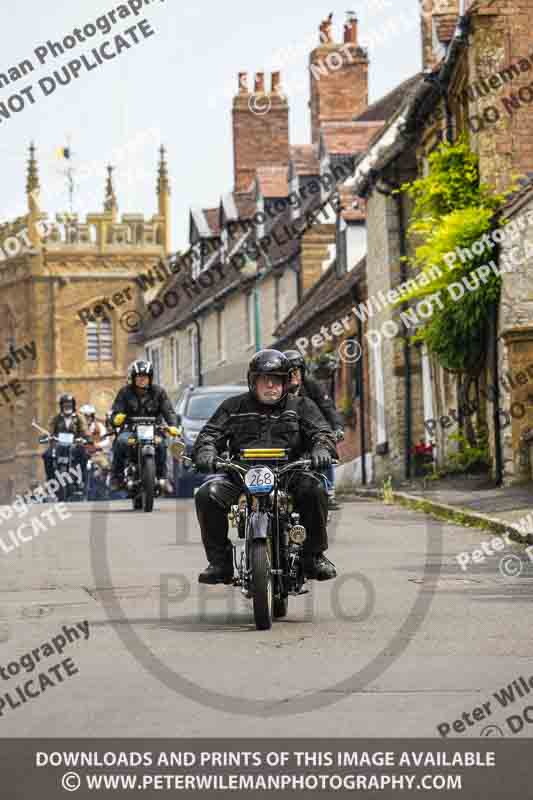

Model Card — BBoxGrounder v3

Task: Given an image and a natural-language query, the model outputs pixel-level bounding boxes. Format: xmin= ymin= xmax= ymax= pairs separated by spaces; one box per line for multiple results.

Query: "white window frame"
xmin=145 ymin=339 xmax=163 ymax=384
xmin=216 ymin=308 xmax=226 ymax=364
xmin=189 ymin=328 xmax=198 ymax=384
xmin=87 ymin=316 xmax=113 ymax=362
xmin=245 ymin=291 xmax=255 ymax=347
xmin=170 ymin=334 xmax=180 ymax=385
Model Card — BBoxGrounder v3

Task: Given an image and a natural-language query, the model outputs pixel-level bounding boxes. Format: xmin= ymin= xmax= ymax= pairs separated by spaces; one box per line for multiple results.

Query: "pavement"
xmin=340 ymin=473 xmax=533 ymax=541
xmin=0 ymin=495 xmax=532 ymax=739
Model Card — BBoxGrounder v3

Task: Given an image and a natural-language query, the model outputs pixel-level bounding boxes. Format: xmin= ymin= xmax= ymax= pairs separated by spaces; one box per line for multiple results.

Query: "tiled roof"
xmin=354 ymin=73 xmax=422 ymax=123
xmin=321 ymin=122 xmax=384 ymax=156
xmin=274 ymin=256 xmax=366 ymax=343
xmin=257 ymin=194 xmax=324 ymax=271
xmin=256 ymin=166 xmax=289 ymax=198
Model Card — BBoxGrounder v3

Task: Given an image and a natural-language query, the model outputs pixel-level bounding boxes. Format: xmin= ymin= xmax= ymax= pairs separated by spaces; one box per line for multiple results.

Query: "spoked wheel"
xmin=273 ymin=595 xmax=288 ymax=619
xmin=251 ymin=540 xmax=273 ymax=630
xmin=142 ymin=457 xmax=155 ymax=513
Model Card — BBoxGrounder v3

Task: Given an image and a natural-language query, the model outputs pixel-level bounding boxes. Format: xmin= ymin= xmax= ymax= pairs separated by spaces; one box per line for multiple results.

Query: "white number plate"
xmin=137 ymin=425 xmax=154 ymax=440
xmin=58 ymin=433 xmax=74 ymax=445
xmin=245 ymin=466 xmax=274 ymax=494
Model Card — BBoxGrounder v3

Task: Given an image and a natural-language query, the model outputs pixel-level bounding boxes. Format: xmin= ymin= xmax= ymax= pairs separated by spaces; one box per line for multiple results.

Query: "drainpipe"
xmin=192 ymin=317 xmax=203 ymax=386
xmin=490 ymin=299 xmax=503 ymax=485
xmin=352 ymin=285 xmax=367 ymax=486
xmin=396 ymin=187 xmax=413 ymax=480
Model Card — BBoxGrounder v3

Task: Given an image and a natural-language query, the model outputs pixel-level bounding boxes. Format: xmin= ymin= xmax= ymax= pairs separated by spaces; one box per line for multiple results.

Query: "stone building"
xmin=348 ymin=0 xmax=533 ymax=484
xmin=0 ymin=145 xmax=171 ymax=499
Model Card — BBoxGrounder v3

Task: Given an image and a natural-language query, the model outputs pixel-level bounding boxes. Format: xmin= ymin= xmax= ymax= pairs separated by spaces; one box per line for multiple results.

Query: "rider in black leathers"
xmin=284 ymin=350 xmax=345 ymax=507
xmin=110 ymin=360 xmax=179 ymax=491
xmin=192 ymin=349 xmax=338 ymax=584
xmin=43 ymin=394 xmax=89 ymax=484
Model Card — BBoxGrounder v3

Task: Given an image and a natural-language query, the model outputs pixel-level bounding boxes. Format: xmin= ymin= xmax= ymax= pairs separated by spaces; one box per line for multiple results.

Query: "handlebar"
xmin=38 ymin=435 xmax=90 ymax=445
xmin=183 ymin=455 xmax=339 ymax=476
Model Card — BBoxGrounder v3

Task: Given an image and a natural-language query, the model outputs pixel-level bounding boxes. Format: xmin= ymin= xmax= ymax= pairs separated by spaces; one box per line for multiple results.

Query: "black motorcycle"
xmin=189 ymin=447 xmax=327 ymax=631
xmin=34 ymin=425 xmax=87 ymax=502
xmin=117 ymin=416 xmax=169 ymax=512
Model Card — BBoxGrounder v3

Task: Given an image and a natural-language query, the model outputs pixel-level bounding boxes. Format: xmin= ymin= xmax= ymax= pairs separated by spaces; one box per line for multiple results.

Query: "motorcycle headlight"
xmin=289 ymin=525 xmax=306 ymax=545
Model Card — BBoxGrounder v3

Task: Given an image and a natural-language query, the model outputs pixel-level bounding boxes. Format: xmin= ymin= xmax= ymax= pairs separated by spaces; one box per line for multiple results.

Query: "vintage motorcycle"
xmin=32 ymin=421 xmax=86 ymax=502
xmin=115 ymin=416 xmax=174 ymax=512
xmin=185 ymin=447 xmax=330 ymax=631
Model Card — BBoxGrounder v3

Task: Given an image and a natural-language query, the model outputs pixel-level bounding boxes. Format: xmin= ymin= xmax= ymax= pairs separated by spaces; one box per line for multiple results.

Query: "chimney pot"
xmin=271 ymin=71 xmax=281 ymax=93
xmin=344 ymin=14 xmax=357 ymax=44
xmin=238 ymin=72 xmax=248 ymax=93
xmin=255 ymin=72 xmax=265 ymax=93
xmin=319 ymin=13 xmax=334 ymax=44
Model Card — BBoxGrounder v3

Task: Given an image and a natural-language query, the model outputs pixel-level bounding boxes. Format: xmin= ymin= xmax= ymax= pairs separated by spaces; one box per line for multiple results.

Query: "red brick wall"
xmin=309 ymin=37 xmax=369 ymax=145
xmin=232 ymin=74 xmax=290 ymax=193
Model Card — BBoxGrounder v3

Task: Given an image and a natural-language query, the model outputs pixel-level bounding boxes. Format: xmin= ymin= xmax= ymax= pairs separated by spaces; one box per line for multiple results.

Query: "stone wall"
xmin=495 ymin=190 xmax=533 ymax=483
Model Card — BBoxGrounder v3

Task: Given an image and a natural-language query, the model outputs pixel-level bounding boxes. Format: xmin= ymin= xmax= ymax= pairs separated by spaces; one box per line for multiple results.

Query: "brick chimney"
xmin=232 ymin=72 xmax=289 ymax=193
xmin=309 ymin=13 xmax=369 ymax=145
xmin=421 ymin=0 xmax=460 ymax=70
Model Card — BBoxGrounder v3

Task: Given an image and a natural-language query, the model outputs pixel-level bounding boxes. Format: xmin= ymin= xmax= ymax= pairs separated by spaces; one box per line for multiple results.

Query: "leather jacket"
xmin=111 ymin=384 xmax=178 ymax=427
xmin=49 ymin=413 xmax=88 ymax=439
xmin=299 ymin=376 xmax=344 ymax=431
xmin=192 ymin=391 xmax=336 ymax=463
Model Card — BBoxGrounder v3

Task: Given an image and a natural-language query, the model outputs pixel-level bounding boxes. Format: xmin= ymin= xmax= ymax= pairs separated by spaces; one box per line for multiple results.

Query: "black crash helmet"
xmin=247 ymin=349 xmax=291 ymax=401
xmin=59 ymin=393 xmax=76 ymax=413
xmin=283 ymin=349 xmax=306 ymax=378
xmin=128 ymin=360 xmax=154 ymax=385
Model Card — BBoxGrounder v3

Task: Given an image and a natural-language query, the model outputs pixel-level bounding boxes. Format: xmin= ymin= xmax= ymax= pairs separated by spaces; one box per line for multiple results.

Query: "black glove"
xmin=311 ymin=447 xmax=332 ymax=472
xmin=195 ymin=451 xmax=218 ymax=474
xmin=335 ymin=428 xmax=345 ymax=442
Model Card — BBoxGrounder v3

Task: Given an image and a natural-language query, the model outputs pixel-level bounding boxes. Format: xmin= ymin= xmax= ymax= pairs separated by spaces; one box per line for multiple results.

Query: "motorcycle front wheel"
xmin=251 ymin=540 xmax=273 ymax=631
xmin=142 ymin=457 xmax=155 ymax=513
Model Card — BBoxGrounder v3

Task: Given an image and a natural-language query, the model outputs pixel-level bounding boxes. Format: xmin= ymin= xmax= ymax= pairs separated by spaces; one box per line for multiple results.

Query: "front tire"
xmin=142 ymin=457 xmax=155 ymax=513
xmin=251 ymin=540 xmax=272 ymax=631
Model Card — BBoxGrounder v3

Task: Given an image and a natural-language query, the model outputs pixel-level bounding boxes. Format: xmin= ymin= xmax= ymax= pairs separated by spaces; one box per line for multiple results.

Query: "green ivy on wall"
xmin=396 ymin=137 xmax=510 ymax=375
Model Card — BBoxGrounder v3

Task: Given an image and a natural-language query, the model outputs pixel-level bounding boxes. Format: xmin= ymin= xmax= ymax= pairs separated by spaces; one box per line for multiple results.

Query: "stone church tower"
xmin=0 ymin=144 xmax=172 ymax=500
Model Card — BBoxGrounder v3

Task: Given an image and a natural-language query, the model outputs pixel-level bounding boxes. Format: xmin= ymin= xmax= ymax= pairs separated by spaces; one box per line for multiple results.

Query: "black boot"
xmin=198 ymin=561 xmax=234 ymax=585
xmin=304 ymin=553 xmax=337 ymax=581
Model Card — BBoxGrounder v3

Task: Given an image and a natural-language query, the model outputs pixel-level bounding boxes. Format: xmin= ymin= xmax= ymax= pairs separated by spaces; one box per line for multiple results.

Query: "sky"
xmin=0 ymin=0 xmax=421 ymax=251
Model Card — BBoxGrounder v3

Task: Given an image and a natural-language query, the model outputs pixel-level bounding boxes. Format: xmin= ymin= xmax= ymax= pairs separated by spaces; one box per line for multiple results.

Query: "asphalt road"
xmin=0 ymin=496 xmax=532 ymax=738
